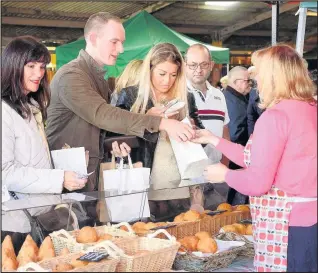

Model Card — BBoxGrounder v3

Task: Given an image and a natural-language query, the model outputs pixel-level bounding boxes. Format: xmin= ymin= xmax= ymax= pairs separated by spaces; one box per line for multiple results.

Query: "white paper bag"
xmin=170 ymin=117 xmax=209 ymax=179
xmin=103 ymin=155 xmax=151 ymax=222
xmin=51 ymin=147 xmax=87 ymax=175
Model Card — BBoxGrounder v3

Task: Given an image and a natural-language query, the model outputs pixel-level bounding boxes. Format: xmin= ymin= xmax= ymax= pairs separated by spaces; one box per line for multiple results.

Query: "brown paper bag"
xmin=96 ymin=155 xmax=143 ymax=223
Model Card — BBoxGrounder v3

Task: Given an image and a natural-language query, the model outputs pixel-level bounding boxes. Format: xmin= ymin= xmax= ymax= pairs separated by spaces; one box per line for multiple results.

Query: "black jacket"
xmin=247 ymin=88 xmax=264 ymax=137
xmin=223 ymin=86 xmax=249 ymax=146
xmin=114 ymin=85 xmax=204 ymax=169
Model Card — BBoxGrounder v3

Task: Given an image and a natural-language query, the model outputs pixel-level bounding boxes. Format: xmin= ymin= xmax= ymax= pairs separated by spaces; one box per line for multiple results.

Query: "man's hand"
xmin=111 ymin=141 xmax=131 ymax=157
xmin=159 ymin=118 xmax=195 ymax=142
xmin=203 ymin=163 xmax=229 ymax=183
xmin=146 ymin=106 xmax=178 ymax=118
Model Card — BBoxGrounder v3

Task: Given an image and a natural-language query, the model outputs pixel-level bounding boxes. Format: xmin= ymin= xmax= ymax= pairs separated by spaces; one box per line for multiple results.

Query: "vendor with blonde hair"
xmin=192 ymin=44 xmax=317 ymax=272
xmin=115 ymin=42 xmax=204 ymax=218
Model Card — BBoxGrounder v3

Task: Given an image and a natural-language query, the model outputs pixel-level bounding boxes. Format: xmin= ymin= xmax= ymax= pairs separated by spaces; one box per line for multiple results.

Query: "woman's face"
xmin=151 ymin=61 xmax=178 ymax=94
xmin=23 ymin=61 xmax=46 ymax=94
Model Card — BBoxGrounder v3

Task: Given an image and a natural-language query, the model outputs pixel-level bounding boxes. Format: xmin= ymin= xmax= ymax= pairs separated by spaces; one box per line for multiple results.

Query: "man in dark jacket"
xmin=247 ymin=66 xmax=263 ymax=137
xmin=223 ymin=66 xmax=251 ymax=205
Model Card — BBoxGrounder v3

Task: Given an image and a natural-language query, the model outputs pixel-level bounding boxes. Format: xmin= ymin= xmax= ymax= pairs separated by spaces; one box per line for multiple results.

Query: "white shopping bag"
xmin=170 ymin=117 xmax=209 ymax=179
xmin=102 ymin=155 xmax=151 ymax=222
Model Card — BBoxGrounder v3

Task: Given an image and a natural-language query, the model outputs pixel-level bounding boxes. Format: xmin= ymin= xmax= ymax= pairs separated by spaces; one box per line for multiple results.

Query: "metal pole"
xmin=296 ymin=7 xmax=307 ymax=57
xmin=227 ymin=63 xmax=229 ymax=74
xmin=272 ymin=2 xmax=278 ymax=45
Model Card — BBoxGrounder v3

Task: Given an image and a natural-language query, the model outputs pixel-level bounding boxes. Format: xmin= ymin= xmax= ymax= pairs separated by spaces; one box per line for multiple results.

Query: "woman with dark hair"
xmin=1 ymin=36 xmax=88 ymax=254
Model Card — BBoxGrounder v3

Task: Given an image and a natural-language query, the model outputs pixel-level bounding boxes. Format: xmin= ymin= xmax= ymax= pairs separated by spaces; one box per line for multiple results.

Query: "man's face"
xmin=185 ymin=48 xmax=213 ymax=85
xmin=233 ymin=71 xmax=251 ymax=95
xmin=94 ymin=20 xmax=125 ymax=66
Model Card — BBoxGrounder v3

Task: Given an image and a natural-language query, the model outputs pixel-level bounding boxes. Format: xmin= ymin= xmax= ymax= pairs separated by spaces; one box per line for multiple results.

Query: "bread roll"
xmin=232 ymin=223 xmax=246 ymax=235
xmin=217 ymin=203 xmax=232 ymax=212
xmin=76 ymin=226 xmax=98 ymax=243
xmin=197 ymin=238 xmax=218 ymax=253
xmin=145 ymin=222 xmax=157 ymax=230
xmin=183 ymin=210 xmax=201 ymax=221
xmin=17 ymin=235 xmax=38 ymax=265
xmin=195 ymin=231 xmax=211 ymax=240
xmin=220 ymin=224 xmax=237 ymax=233
xmin=245 ymin=224 xmax=253 ymax=235
xmin=178 ymin=236 xmax=199 ymax=252
xmin=174 ymin=213 xmax=185 ymax=223
xmin=2 ymin=235 xmax=16 ymax=259
xmin=2 ymin=249 xmax=18 ymax=271
xmin=132 ymin=222 xmax=147 ymax=230
xmin=97 ymin=233 xmax=113 ymax=242
xmin=235 ymin=205 xmax=250 ymax=212
xmin=120 ymin=225 xmax=129 ymax=232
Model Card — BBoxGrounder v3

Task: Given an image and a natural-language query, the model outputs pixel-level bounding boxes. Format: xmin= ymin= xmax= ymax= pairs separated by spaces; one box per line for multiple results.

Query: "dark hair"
xmin=1 ymin=36 xmax=51 ymax=120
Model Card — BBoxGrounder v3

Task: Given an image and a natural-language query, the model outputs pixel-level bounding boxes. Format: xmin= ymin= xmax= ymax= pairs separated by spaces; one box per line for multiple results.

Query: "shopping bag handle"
xmin=119 ymin=154 xmax=134 ymax=170
xmin=49 ymin=229 xmax=76 ymax=242
xmin=147 ymin=229 xmax=176 ymax=242
xmin=86 ymin=240 xmax=125 ymax=258
xmin=111 ymin=222 xmax=135 ymax=234
xmin=17 ymin=262 xmax=49 ymax=272
xmin=54 ymin=203 xmax=79 ymax=230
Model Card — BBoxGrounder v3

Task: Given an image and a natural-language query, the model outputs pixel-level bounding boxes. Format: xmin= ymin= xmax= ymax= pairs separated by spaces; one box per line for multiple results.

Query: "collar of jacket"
xmin=225 ymin=85 xmax=248 ymax=102
xmin=78 ymin=49 xmax=107 ymax=79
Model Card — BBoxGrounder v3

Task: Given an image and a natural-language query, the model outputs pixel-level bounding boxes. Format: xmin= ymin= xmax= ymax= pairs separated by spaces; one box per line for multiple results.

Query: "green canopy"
xmin=300 ymin=1 xmax=317 ymax=10
xmin=56 ymin=11 xmax=230 ymax=78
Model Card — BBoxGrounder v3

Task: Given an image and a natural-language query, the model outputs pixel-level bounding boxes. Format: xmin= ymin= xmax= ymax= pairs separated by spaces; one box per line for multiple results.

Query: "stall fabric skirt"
xmin=287 ymin=223 xmax=317 ymax=272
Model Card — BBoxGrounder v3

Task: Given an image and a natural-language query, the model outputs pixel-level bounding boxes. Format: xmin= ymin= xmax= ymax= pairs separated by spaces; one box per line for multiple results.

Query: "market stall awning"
xmin=56 ymin=11 xmax=229 ymax=78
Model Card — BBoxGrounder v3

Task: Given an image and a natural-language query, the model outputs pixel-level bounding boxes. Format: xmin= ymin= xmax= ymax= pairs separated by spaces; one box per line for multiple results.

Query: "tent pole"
xmin=271 ymin=2 xmax=279 ymax=45
xmin=227 ymin=64 xmax=229 ymax=74
xmin=296 ymin=7 xmax=307 ymax=57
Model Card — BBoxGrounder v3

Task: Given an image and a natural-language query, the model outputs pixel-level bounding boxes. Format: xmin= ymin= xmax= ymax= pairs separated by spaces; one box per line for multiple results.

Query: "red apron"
xmin=244 ymin=136 xmax=316 ymax=272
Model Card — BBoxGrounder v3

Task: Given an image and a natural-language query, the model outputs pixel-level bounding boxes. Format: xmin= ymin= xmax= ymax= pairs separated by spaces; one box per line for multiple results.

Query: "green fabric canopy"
xmin=56 ymin=11 xmax=230 ymax=78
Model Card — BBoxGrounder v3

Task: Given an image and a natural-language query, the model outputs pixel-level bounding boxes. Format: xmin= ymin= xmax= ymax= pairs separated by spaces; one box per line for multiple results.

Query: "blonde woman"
xmin=191 ymin=44 xmax=317 ymax=272
xmin=111 ymin=60 xmax=143 ymax=105
xmin=115 ymin=43 xmax=204 ymax=218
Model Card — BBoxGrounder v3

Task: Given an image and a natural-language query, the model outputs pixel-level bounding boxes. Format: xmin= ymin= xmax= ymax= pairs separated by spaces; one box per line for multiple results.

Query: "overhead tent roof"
xmin=56 ymin=11 xmax=230 ymax=78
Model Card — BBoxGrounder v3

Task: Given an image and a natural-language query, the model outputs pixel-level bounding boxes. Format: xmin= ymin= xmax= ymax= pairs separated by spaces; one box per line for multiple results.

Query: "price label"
xmin=78 ymin=252 xmax=109 ymax=262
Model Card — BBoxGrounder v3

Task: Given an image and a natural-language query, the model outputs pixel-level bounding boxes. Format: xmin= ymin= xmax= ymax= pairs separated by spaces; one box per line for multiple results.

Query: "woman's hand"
xmin=146 ymin=106 xmax=179 ymax=118
xmin=63 ymin=171 xmax=88 ymax=191
xmin=191 ymin=129 xmax=220 ymax=146
xmin=203 ymin=163 xmax=229 ymax=183
xmin=111 ymin=141 xmax=131 ymax=157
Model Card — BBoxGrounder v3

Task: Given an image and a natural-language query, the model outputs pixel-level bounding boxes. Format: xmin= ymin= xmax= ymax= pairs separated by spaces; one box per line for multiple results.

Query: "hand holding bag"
xmin=101 ymin=154 xmax=151 ymax=223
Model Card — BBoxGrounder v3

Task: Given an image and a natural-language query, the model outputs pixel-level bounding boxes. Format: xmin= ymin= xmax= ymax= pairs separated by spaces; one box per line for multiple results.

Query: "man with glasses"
xmin=185 ymin=44 xmax=230 ymax=209
xmin=223 ymin=66 xmax=252 ymax=205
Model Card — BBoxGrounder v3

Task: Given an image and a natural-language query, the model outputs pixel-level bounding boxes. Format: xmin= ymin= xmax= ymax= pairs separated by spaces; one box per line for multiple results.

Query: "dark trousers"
xmin=1 ymin=230 xmax=28 ymax=256
xmin=287 ymin=223 xmax=317 ymax=272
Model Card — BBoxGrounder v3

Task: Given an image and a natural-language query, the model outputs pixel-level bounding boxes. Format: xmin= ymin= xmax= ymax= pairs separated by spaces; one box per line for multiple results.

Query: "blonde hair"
xmin=114 ymin=60 xmax=143 ymax=93
xmin=252 ymin=44 xmax=316 ymax=109
xmin=131 ymin=43 xmax=188 ymax=116
xmin=220 ymin=75 xmax=228 ymax=85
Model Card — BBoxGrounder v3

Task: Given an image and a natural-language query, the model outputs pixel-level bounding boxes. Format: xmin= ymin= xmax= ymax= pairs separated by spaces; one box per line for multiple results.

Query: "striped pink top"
xmin=217 ymin=100 xmax=317 ymax=227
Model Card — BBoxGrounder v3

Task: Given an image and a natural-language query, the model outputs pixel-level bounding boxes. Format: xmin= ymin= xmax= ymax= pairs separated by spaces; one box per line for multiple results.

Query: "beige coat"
xmin=2 ymin=102 xmax=64 ymax=233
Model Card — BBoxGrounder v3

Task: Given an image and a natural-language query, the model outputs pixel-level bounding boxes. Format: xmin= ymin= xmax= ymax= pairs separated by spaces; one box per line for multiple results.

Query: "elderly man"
xmin=223 ymin=66 xmax=251 ymax=205
xmin=46 ymin=12 xmax=194 ymax=193
xmin=185 ymin=44 xmax=231 ymax=209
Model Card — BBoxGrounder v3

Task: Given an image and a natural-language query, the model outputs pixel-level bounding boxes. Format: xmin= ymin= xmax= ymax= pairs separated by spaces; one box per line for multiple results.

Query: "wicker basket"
xmin=17 ymin=241 xmax=120 ymax=272
xmin=111 ymin=229 xmax=181 ymax=272
xmin=200 ymin=210 xmax=251 ymax=236
xmin=50 ymin=222 xmax=136 ymax=255
xmin=215 ymin=232 xmax=255 ymax=257
xmin=172 ymin=240 xmax=246 ymax=272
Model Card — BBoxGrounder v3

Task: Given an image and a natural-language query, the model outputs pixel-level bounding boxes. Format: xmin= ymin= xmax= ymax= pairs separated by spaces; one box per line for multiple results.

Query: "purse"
xmin=9 ymin=192 xmax=87 ymax=246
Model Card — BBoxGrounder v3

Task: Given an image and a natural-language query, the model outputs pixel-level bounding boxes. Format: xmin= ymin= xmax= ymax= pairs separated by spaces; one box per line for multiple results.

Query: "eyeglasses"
xmin=186 ymin=62 xmax=210 ymax=70
xmin=235 ymin=79 xmax=252 ymax=84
